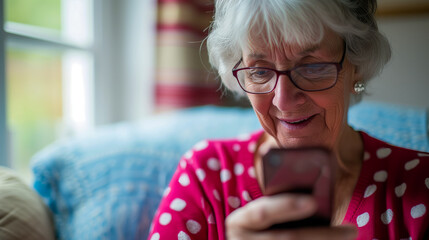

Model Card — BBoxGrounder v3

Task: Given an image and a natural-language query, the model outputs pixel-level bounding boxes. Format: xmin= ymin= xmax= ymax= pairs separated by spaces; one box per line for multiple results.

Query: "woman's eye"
xmin=298 ymin=64 xmax=335 ymax=77
xmin=249 ymin=69 xmax=272 ymax=77
xmin=252 ymin=70 xmax=267 ymax=76
xmin=303 ymin=65 xmax=326 ymax=74
xmin=247 ymin=69 xmax=274 ymax=83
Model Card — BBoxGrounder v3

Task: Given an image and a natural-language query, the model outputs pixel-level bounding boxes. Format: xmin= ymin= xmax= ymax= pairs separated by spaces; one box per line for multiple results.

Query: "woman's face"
xmin=243 ymin=31 xmax=358 ymax=149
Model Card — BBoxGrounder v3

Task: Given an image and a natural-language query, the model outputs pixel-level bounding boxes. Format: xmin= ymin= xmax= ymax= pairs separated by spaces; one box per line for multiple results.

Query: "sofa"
xmin=29 ymin=101 xmax=429 ymax=239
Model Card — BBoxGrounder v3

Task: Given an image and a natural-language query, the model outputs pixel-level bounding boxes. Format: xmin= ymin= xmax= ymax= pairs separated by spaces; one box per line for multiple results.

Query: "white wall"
xmin=93 ymin=0 xmax=157 ymax=126
xmin=364 ymin=15 xmax=429 ymax=108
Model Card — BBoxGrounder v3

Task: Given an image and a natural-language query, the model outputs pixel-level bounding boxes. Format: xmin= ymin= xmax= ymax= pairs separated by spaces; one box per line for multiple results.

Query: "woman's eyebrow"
xmin=299 ymin=45 xmax=320 ymax=56
xmin=246 ymin=45 xmax=321 ymax=60
xmin=246 ymin=53 xmax=266 ymax=60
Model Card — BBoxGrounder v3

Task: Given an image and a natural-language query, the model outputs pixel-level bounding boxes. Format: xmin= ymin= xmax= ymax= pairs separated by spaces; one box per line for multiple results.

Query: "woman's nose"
xmin=272 ymin=74 xmax=306 ymax=110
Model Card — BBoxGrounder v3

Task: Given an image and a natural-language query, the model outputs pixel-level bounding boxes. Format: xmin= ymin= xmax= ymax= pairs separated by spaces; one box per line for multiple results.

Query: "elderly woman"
xmin=148 ymin=0 xmax=429 ymax=239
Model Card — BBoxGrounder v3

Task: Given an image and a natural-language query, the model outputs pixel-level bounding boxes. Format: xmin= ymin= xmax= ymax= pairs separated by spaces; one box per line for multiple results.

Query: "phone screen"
xmin=262 ymin=147 xmax=335 ymax=228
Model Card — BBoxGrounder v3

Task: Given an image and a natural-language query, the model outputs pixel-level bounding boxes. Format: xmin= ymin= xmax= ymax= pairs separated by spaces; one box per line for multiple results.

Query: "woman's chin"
xmin=274 ymin=124 xmax=331 ymax=148
xmin=276 ymin=136 xmax=328 ymax=149
xmin=274 ymin=129 xmax=332 ymax=149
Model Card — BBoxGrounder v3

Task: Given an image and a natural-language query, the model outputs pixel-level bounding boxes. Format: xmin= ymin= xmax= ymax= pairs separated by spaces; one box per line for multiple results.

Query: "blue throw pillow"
xmin=348 ymin=101 xmax=429 ymax=152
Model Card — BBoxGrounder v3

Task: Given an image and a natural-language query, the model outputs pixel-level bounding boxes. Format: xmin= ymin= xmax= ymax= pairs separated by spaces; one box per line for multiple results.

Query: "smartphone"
xmin=262 ymin=147 xmax=336 ymax=228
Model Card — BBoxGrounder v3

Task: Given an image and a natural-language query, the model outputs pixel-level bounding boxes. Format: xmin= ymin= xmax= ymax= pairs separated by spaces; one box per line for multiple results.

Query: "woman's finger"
xmin=252 ymin=225 xmax=357 ymax=240
xmin=226 ymin=194 xmax=317 ymax=231
xmin=227 ymin=223 xmax=357 ymax=240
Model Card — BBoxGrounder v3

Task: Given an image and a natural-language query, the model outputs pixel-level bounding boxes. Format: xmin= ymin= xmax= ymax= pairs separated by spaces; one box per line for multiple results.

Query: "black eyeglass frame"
xmin=232 ymin=42 xmax=347 ymax=94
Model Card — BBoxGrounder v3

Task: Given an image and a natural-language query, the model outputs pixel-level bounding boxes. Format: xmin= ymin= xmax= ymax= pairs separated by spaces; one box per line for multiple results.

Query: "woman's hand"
xmin=226 ymin=194 xmax=357 ymax=240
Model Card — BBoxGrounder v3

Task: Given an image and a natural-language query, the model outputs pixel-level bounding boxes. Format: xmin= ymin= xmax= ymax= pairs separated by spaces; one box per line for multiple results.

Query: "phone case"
xmin=262 ymin=147 xmax=336 ymax=228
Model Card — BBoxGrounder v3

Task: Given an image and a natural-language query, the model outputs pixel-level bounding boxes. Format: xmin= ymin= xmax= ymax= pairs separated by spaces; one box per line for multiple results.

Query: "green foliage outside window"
xmin=7 ymin=48 xmax=63 ymax=179
xmin=5 ymin=0 xmax=63 ymax=180
xmin=6 ymin=0 xmax=61 ymax=30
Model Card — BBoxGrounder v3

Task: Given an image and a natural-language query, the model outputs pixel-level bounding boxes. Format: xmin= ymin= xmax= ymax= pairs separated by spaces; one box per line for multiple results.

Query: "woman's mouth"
xmin=280 ymin=115 xmax=316 ymax=130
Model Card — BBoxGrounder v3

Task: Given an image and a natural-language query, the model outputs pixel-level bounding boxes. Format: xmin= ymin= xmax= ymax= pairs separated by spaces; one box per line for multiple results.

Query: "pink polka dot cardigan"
xmin=148 ymin=130 xmax=429 ymax=240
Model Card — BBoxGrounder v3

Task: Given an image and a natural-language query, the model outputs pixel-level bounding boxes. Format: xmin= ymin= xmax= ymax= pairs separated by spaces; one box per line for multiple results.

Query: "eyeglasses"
xmin=232 ymin=43 xmax=347 ymax=94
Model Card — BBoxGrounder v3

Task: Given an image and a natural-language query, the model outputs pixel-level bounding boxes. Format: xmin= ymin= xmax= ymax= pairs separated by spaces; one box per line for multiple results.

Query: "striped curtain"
xmin=156 ymin=0 xmax=221 ymax=110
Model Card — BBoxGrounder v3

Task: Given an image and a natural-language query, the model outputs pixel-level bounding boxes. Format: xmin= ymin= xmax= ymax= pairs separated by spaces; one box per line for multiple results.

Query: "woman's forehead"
xmin=243 ymin=44 xmax=320 ymax=61
xmin=243 ymin=30 xmax=342 ymax=60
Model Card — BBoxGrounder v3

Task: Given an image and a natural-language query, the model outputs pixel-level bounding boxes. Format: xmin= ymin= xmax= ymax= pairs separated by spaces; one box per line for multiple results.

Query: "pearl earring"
xmin=354 ymin=82 xmax=365 ymax=94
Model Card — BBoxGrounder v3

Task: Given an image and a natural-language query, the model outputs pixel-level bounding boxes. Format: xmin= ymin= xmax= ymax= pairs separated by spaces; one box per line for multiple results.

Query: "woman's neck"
xmin=331 ymin=126 xmax=364 ymax=225
xmin=335 ymin=126 xmax=364 ymax=177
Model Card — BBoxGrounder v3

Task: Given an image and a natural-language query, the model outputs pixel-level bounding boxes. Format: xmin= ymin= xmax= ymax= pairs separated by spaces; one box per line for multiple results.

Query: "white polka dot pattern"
xmin=394 ymin=183 xmax=406 ymax=198
xmin=404 ymin=159 xmax=420 ymax=171
xmin=357 ymin=212 xmax=370 ymax=227
xmin=242 ymin=190 xmax=251 ymax=202
xmin=178 ymin=231 xmax=191 ymax=240
xmin=248 ymin=166 xmax=256 ymax=178
xmin=411 ymin=204 xmax=426 ymax=219
xmin=376 ymin=148 xmax=392 ymax=159
xmin=186 ymin=220 xmax=201 ymax=234
xmin=233 ymin=144 xmax=241 ymax=152
xmin=220 ymin=169 xmax=231 ymax=182
xmin=228 ymin=196 xmax=240 ymax=209
xmin=374 ymin=170 xmax=388 ymax=182
xmin=364 ymin=152 xmax=371 ymax=161
xmin=381 ymin=209 xmax=393 ymax=224
xmin=170 ymin=198 xmax=187 ymax=211
xmin=150 ymin=233 xmax=160 ymax=240
xmin=163 ymin=187 xmax=171 ymax=197
xmin=237 ymin=133 xmax=251 ymax=141
xmin=179 ymin=173 xmax=190 ymax=187
xmin=196 ymin=169 xmax=206 ymax=181
xmin=159 ymin=213 xmax=172 ymax=225
xmin=184 ymin=150 xmax=193 ymax=159
xmin=364 ymin=184 xmax=377 ymax=198
xmin=350 ymin=138 xmax=429 ymax=237
xmin=248 ymin=141 xmax=257 ymax=153
xmin=213 ymin=189 xmax=220 ymax=201
xmin=207 ymin=158 xmax=220 ymax=171
xmin=194 ymin=141 xmax=208 ymax=151
xmin=200 ymin=198 xmax=205 ymax=210
xmin=207 ymin=214 xmax=215 ymax=224
xmin=234 ymin=163 xmax=244 ymax=176
xmin=180 ymin=160 xmax=187 ymax=169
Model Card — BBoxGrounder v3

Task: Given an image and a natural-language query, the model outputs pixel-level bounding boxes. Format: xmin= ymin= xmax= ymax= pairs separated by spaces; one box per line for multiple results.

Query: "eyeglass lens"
xmin=236 ymin=64 xmax=338 ymax=93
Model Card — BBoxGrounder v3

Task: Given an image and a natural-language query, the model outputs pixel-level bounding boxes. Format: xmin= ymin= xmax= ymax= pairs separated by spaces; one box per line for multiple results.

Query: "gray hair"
xmin=207 ymin=0 xmax=391 ymax=95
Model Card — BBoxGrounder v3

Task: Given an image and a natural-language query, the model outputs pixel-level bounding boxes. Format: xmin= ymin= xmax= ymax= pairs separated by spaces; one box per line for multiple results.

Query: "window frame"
xmin=0 ymin=0 xmax=8 ymax=166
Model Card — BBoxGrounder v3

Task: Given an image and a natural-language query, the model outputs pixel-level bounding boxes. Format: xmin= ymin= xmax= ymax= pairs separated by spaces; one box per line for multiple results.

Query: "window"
xmin=2 ymin=0 xmax=93 ymax=181
xmin=0 ymin=0 xmax=156 ymax=182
